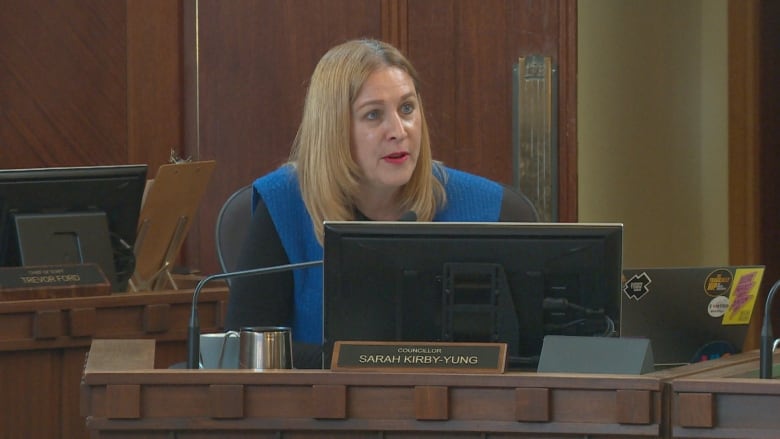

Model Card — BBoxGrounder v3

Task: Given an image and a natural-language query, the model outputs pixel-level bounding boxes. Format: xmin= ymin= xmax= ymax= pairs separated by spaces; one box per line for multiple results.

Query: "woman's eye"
xmin=401 ymin=103 xmax=415 ymax=114
xmin=365 ymin=110 xmax=379 ymax=120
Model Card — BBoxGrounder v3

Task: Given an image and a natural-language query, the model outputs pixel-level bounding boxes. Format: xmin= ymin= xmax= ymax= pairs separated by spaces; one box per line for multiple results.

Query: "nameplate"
xmin=331 ymin=341 xmax=506 ymax=373
xmin=0 ymin=264 xmax=111 ymax=301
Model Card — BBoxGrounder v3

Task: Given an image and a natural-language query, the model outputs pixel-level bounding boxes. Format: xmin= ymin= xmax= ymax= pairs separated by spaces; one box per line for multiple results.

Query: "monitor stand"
xmin=441 ymin=262 xmax=520 ymax=355
xmin=13 ymin=211 xmax=118 ymax=291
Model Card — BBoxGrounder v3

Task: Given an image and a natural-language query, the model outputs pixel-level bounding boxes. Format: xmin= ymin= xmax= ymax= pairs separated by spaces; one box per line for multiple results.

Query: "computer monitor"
xmin=0 ymin=164 xmax=148 ymax=292
xmin=323 ymin=221 xmax=623 ymax=369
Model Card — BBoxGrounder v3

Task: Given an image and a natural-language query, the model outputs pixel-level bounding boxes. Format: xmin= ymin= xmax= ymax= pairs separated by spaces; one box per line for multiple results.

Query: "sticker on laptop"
xmin=722 ymin=267 xmax=764 ymax=325
xmin=704 ymin=269 xmax=733 ymax=296
xmin=623 ymin=272 xmax=652 ymax=301
xmin=707 ymin=295 xmax=730 ymax=317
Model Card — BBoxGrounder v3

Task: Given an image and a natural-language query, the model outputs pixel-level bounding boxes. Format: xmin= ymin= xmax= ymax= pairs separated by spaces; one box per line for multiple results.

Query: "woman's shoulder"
xmin=433 ymin=164 xmax=502 ymax=221
xmin=435 ymin=164 xmax=501 ymax=192
xmin=434 ymin=164 xmax=538 ymax=222
xmin=254 ymin=164 xmax=296 ymax=185
xmin=251 ymin=164 xmax=304 ymax=212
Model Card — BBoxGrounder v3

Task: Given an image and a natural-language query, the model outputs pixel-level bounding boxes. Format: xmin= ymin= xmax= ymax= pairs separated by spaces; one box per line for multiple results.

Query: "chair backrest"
xmin=215 ymin=185 xmax=253 ymax=272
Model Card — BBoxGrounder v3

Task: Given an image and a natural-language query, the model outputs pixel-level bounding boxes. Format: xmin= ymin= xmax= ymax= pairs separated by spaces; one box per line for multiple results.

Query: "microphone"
xmin=186 ymin=260 xmax=322 ymax=369
xmin=759 ymin=278 xmax=780 ymax=378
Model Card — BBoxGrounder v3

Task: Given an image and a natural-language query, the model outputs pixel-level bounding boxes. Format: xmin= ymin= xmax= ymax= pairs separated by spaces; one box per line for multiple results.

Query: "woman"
xmin=225 ymin=39 xmax=537 ymax=366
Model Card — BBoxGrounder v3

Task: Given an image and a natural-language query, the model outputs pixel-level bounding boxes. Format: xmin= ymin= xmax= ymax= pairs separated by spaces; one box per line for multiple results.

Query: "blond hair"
xmin=288 ymin=39 xmax=445 ymax=243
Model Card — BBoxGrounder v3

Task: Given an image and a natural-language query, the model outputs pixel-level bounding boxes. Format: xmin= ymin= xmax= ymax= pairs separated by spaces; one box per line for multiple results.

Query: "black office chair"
xmin=501 ymin=184 xmax=540 ymax=222
xmin=215 ymin=185 xmax=253 ymax=272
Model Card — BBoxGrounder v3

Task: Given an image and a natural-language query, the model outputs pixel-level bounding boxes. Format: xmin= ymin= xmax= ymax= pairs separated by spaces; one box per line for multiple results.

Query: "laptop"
xmin=620 ymin=265 xmax=765 ymax=367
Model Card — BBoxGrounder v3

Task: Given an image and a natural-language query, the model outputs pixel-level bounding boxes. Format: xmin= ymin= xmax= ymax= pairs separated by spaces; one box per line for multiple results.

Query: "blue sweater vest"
xmin=252 ymin=164 xmax=503 ymax=343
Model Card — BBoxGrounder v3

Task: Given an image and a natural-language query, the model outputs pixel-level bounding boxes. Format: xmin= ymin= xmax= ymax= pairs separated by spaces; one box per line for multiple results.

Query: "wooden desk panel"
xmin=0 ymin=287 xmax=227 ymax=439
xmin=670 ymin=350 xmax=780 ymax=439
xmin=642 ymin=350 xmax=764 ymax=438
xmin=81 ymin=340 xmax=665 ymax=438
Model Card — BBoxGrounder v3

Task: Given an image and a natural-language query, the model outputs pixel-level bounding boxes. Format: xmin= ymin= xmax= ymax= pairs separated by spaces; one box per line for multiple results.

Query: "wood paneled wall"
xmin=0 ymin=0 xmax=128 ymax=166
xmin=2 ymin=1 xmax=777 ymax=293
xmin=0 ymin=0 xmax=576 ymax=273
xmin=758 ymin=1 xmax=780 ymax=320
xmin=0 ymin=0 xmax=176 ymax=173
xmin=728 ymin=0 xmax=780 ymax=347
xmin=127 ymin=0 xmax=182 ymax=168
xmin=185 ymin=0 xmax=577 ymax=274
xmin=0 ymin=0 xmax=576 ymax=275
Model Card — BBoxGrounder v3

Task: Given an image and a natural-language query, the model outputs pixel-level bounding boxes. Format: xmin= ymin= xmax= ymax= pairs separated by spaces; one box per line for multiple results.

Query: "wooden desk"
xmin=668 ymin=350 xmax=780 ymax=438
xmin=81 ymin=339 xmax=665 ymax=438
xmin=644 ymin=350 xmax=771 ymax=438
xmin=0 ymin=287 xmax=227 ymax=438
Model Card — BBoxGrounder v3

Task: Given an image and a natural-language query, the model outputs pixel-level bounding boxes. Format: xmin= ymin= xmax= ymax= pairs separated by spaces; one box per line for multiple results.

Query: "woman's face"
xmin=350 ymin=66 xmax=421 ymax=195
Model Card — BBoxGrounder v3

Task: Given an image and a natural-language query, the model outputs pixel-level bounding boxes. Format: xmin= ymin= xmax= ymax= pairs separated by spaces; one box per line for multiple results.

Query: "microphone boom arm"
xmin=759 ymin=278 xmax=780 ymax=379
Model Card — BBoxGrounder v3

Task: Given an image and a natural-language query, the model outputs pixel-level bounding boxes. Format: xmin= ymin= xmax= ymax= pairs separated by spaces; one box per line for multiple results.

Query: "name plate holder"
xmin=331 ymin=341 xmax=507 ymax=373
xmin=0 ymin=264 xmax=111 ymax=301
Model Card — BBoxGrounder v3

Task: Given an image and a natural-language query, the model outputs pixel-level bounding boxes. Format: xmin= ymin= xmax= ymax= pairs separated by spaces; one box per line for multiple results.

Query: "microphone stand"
xmin=759 ymin=279 xmax=780 ymax=379
xmin=186 ymin=260 xmax=323 ymax=369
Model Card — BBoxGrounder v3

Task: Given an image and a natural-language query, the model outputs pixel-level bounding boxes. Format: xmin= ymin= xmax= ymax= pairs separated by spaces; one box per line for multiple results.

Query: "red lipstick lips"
xmin=383 ymin=151 xmax=409 ymax=164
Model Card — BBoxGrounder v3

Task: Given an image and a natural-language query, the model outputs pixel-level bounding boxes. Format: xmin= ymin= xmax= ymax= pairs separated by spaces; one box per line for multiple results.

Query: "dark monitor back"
xmin=0 ymin=164 xmax=147 ymax=291
xmin=323 ymin=221 xmax=623 ymax=369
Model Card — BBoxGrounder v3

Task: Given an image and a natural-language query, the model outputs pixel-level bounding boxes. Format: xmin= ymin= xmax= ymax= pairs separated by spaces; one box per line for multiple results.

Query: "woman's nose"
xmin=386 ymin=112 xmax=407 ymax=140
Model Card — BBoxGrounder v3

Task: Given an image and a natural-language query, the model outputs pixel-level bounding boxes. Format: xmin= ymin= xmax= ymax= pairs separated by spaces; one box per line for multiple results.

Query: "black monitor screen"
xmin=0 ymin=164 xmax=148 ymax=292
xmin=323 ymin=221 xmax=623 ymax=369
